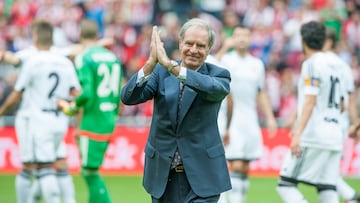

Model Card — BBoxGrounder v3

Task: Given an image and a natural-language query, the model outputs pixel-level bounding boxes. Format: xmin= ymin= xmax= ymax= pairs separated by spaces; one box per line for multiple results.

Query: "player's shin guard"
xmin=82 ymin=168 xmax=111 ymax=203
xmin=318 ymin=190 xmax=339 ymax=203
xmin=277 ymin=186 xmax=308 ymax=203
xmin=36 ymin=168 xmax=61 ymax=203
xmin=57 ymin=168 xmax=76 ymax=203
xmin=337 ymin=177 xmax=357 ymax=201
xmin=15 ymin=170 xmax=32 ymax=203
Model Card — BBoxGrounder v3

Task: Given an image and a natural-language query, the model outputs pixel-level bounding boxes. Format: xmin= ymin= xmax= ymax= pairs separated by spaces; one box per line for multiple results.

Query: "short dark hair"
xmin=300 ymin=21 xmax=326 ymax=50
xmin=325 ymin=28 xmax=337 ymax=49
xmin=31 ymin=19 xmax=53 ymax=46
xmin=80 ymin=19 xmax=98 ymax=40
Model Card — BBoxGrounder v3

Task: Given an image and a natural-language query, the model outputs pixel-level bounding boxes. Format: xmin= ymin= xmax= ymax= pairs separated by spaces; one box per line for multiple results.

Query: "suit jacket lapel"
xmin=177 ymin=64 xmax=208 ymax=128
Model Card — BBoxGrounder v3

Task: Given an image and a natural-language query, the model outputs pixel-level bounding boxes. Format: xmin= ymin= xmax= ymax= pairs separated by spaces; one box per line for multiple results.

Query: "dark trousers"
xmin=151 ymin=169 xmax=220 ymax=203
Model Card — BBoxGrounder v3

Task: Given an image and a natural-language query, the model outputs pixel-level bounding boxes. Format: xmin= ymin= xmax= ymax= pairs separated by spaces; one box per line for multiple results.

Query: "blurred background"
xmin=0 ymin=0 xmax=359 ymax=202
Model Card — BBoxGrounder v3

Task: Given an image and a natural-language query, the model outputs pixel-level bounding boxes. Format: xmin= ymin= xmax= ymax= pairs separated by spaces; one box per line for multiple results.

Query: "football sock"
xmin=277 ymin=186 xmax=308 ymax=203
xmin=82 ymin=168 xmax=111 ymax=203
xmin=224 ymin=172 xmax=249 ymax=203
xmin=337 ymin=177 xmax=356 ymax=201
xmin=318 ymin=190 xmax=339 ymax=203
xmin=15 ymin=169 xmax=32 ymax=203
xmin=28 ymin=179 xmax=41 ymax=203
xmin=36 ymin=168 xmax=61 ymax=203
xmin=57 ymin=169 xmax=76 ymax=203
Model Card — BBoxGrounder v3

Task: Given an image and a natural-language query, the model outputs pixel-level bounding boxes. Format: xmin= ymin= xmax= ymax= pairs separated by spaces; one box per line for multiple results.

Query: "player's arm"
xmin=65 ymin=37 xmax=115 ymax=57
xmin=257 ymin=90 xmax=277 ymax=138
xmin=214 ymin=37 xmax=235 ymax=61
xmin=291 ymin=94 xmax=316 ymax=156
xmin=0 ymin=91 xmax=22 ymax=116
xmin=0 ymin=51 xmax=22 ymax=67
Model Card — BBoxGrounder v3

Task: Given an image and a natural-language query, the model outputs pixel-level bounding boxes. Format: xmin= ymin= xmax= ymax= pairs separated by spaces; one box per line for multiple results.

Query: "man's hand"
xmin=154 ymin=26 xmax=171 ymax=68
xmin=143 ymin=26 xmax=159 ymax=75
xmin=57 ymin=99 xmax=78 ymax=116
xmin=290 ymin=130 xmax=302 ymax=157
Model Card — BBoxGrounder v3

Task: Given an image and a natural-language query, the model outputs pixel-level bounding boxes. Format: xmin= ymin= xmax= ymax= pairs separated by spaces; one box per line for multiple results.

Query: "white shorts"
xmin=279 ymin=147 xmax=341 ymax=186
xmin=225 ymin=125 xmax=262 ymax=160
xmin=15 ymin=114 xmax=34 ymax=163
xmin=56 ymin=141 xmax=67 ymax=159
xmin=15 ymin=112 xmax=68 ymax=163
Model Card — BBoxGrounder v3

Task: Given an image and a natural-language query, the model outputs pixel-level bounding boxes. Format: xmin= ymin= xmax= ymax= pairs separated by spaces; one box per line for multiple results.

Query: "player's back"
xmin=299 ymin=52 xmax=346 ymax=150
xmin=75 ymin=46 xmax=122 ymax=134
xmin=15 ymin=50 xmax=79 ymax=125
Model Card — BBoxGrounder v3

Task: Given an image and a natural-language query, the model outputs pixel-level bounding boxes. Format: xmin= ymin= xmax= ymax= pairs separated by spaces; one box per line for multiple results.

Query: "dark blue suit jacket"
xmin=121 ymin=62 xmax=232 ymax=198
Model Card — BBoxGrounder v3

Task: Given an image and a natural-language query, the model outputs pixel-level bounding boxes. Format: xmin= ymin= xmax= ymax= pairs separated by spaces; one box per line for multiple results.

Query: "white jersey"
xmin=14 ymin=46 xmax=73 ymax=116
xmin=297 ymin=52 xmax=346 ymax=151
xmin=220 ymin=51 xmax=265 ymax=159
xmin=325 ymin=52 xmax=354 ymax=136
xmin=14 ymin=51 xmax=79 ymax=126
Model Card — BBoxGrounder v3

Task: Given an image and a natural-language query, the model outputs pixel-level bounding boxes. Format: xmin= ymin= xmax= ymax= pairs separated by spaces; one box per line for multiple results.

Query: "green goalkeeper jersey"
xmin=74 ymin=45 xmax=122 ymax=138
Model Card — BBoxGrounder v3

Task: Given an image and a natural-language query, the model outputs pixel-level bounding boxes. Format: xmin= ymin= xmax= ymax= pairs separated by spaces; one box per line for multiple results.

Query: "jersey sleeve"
xmin=14 ymin=60 xmax=35 ymax=92
xmin=302 ymin=60 xmax=321 ymax=95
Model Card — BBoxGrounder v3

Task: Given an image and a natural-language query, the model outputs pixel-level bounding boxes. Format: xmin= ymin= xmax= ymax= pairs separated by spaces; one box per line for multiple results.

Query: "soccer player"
xmin=0 ymin=20 xmax=80 ymax=203
xmin=58 ymin=19 xmax=123 ymax=203
xmin=277 ymin=21 xmax=347 ymax=203
xmin=323 ymin=28 xmax=360 ymax=203
xmin=215 ymin=25 xmax=277 ymax=203
xmin=0 ymin=22 xmax=79 ymax=203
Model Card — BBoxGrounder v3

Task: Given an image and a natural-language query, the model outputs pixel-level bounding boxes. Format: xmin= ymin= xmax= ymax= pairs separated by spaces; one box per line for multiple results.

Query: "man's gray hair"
xmin=179 ymin=18 xmax=215 ymax=49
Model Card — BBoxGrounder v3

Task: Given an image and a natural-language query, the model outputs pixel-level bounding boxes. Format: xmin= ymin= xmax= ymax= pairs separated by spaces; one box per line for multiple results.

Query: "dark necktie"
xmin=171 ymin=82 xmax=185 ymax=169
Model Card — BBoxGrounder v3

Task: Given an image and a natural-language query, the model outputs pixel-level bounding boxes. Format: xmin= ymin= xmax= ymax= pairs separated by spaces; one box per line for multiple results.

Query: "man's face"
xmin=179 ymin=26 xmax=210 ymax=70
xmin=232 ymin=27 xmax=250 ymax=51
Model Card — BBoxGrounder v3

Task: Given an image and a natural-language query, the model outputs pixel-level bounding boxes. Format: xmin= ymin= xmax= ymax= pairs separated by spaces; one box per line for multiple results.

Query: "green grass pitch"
xmin=0 ymin=174 xmax=358 ymax=202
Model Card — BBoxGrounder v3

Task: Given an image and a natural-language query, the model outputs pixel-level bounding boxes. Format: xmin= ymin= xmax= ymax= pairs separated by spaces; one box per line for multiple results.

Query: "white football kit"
xmin=280 ymin=52 xmax=346 ymax=186
xmin=14 ymin=51 xmax=79 ymax=163
xmin=14 ymin=47 xmax=73 ymax=162
xmin=220 ymin=51 xmax=265 ymax=160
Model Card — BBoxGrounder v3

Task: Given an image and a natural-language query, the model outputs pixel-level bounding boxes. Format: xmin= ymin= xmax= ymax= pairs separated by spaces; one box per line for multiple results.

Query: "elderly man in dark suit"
xmin=121 ymin=18 xmax=232 ymax=203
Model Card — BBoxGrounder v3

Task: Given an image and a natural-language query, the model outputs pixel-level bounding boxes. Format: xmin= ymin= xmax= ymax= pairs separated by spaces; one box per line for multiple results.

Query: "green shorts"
xmin=78 ymin=136 xmax=109 ymax=169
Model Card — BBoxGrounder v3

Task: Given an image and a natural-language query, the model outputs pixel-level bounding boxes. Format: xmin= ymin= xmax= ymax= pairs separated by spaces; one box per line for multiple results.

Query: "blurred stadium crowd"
xmin=1 ymin=0 xmax=360 ymax=126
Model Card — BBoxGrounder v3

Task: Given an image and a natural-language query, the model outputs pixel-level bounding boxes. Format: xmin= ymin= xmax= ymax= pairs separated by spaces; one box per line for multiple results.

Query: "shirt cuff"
xmin=177 ymin=66 xmax=186 ymax=82
xmin=136 ymin=68 xmax=151 ymax=86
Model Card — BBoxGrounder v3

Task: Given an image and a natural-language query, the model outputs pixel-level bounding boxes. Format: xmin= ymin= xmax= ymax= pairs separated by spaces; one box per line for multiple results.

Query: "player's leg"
xmin=28 ymin=178 xmax=41 ymax=203
xmin=78 ymin=136 xmax=111 ymax=203
xmin=316 ymin=150 xmax=342 ymax=203
xmin=220 ymin=160 xmax=250 ymax=203
xmin=14 ymin=116 xmax=35 ymax=203
xmin=55 ymin=141 xmax=76 ymax=203
xmin=229 ymin=160 xmax=250 ymax=202
xmin=15 ymin=163 xmax=35 ymax=203
xmin=276 ymin=151 xmax=308 ymax=203
xmin=34 ymin=163 xmax=60 ymax=203
xmin=337 ymin=177 xmax=360 ymax=203
xmin=32 ymin=126 xmax=62 ymax=203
